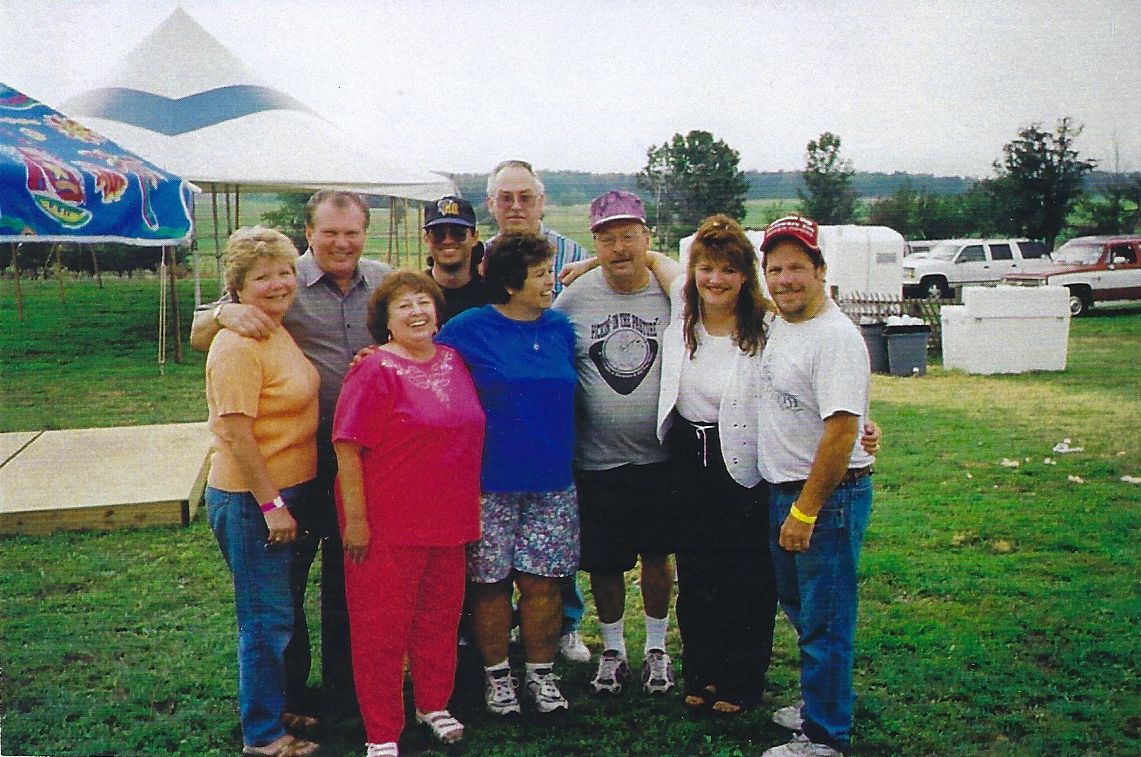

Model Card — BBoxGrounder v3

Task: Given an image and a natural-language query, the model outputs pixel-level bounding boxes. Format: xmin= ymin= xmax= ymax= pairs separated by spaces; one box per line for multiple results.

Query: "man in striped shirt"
xmin=484 ymin=159 xmax=586 ymax=296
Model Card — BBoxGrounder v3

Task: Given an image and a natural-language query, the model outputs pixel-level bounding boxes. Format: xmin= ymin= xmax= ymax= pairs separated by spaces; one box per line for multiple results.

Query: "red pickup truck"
xmin=1004 ymin=235 xmax=1141 ymax=316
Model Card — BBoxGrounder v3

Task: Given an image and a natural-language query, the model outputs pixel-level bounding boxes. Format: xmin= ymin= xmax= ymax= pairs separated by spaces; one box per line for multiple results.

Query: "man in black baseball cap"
xmin=423 ymin=195 xmax=491 ymax=323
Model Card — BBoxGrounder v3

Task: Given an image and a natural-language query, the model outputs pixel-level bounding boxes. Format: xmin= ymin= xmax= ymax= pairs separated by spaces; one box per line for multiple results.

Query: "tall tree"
xmin=1069 ymin=176 xmax=1141 ymax=236
xmin=637 ymin=130 xmax=749 ymax=252
xmin=798 ymin=132 xmax=858 ymax=223
xmin=984 ymin=117 xmax=1096 ymax=248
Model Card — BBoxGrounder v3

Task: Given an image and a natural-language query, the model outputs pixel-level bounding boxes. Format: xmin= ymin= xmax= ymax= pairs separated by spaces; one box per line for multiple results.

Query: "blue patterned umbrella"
xmin=0 ymin=82 xmax=194 ymax=245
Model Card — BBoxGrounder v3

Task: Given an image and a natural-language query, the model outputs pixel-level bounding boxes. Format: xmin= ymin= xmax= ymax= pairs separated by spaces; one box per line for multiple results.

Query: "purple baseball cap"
xmin=589 ymin=190 xmax=647 ymax=231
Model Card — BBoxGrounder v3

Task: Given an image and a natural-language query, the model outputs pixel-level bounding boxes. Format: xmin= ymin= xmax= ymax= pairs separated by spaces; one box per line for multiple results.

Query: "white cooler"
xmin=941 ymin=285 xmax=1070 ymax=374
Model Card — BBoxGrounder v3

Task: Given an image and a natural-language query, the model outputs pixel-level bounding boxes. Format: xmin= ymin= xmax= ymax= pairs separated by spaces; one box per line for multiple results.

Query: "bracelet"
xmin=789 ymin=504 xmax=817 ymax=525
xmin=259 ymin=496 xmax=285 ymax=514
xmin=212 ymin=303 xmax=225 ymax=326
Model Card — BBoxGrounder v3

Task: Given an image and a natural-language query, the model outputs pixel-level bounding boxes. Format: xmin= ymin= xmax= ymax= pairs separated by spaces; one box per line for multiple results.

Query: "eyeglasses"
xmin=594 ymin=231 xmax=645 ymax=247
xmin=494 ymin=191 xmax=539 ymax=208
xmin=427 ymin=225 xmax=471 ymax=243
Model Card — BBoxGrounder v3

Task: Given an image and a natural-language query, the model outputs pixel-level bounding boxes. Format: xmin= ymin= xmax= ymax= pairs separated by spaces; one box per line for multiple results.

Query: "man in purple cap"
xmin=422 ymin=195 xmax=491 ymax=323
xmin=756 ymin=215 xmax=875 ymax=757
xmin=553 ymin=190 xmax=680 ymax=697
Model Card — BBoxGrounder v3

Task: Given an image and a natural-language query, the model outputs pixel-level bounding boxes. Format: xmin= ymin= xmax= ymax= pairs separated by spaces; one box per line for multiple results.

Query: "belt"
xmin=773 ymin=465 xmax=874 ymax=494
xmin=674 ymin=416 xmax=718 ymax=468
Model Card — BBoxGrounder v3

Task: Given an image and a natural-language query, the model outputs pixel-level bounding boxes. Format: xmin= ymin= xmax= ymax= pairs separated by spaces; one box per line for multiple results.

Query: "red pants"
xmin=343 ymin=542 xmax=465 ymax=744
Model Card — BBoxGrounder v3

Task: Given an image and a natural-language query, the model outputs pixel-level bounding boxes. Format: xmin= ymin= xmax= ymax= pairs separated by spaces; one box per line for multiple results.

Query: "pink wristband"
xmin=259 ymin=496 xmax=285 ymax=514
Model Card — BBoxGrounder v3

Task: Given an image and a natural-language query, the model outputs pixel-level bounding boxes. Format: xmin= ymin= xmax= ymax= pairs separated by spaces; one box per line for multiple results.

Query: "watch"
xmin=212 ymin=303 xmax=225 ymax=327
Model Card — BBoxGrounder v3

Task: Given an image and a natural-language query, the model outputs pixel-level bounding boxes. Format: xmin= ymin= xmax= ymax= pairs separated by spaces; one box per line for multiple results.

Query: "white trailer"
xmin=679 ymin=224 xmax=904 ymax=299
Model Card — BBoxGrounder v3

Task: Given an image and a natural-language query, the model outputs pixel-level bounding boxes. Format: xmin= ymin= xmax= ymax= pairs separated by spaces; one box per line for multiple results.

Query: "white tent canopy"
xmin=62 ymin=7 xmax=455 ymax=201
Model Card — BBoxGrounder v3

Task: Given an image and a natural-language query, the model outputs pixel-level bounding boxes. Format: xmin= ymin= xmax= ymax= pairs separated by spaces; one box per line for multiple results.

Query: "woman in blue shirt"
xmin=436 ymin=231 xmax=579 ymax=717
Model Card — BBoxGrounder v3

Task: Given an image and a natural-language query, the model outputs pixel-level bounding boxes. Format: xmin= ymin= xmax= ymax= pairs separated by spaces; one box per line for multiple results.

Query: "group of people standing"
xmin=196 ymin=160 xmax=879 ymax=757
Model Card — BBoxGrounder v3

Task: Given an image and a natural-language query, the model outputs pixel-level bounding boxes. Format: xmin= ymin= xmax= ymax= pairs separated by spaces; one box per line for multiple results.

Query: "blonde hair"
xmin=223 ymin=226 xmax=299 ymax=301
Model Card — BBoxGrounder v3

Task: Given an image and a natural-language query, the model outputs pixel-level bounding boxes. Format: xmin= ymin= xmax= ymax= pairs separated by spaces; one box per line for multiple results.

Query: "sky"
xmin=2 ymin=0 xmax=1139 ymax=180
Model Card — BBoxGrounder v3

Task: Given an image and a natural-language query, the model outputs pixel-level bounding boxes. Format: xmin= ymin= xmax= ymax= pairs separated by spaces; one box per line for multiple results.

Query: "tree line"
xmin=637 ymin=121 xmax=1139 ymax=250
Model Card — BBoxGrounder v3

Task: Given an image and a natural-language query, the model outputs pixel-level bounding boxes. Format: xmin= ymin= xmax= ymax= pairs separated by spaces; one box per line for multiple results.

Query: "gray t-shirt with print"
xmin=554 ymin=267 xmax=672 ymax=470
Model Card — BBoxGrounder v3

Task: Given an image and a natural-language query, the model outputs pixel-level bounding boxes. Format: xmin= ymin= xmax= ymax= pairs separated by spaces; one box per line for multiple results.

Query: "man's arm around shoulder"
xmin=189 ymin=301 xmax=277 ymax=352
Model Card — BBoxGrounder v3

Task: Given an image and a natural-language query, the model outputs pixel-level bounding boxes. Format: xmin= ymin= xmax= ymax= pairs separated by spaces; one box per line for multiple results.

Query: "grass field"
xmin=1 ymin=275 xmax=1139 ymax=756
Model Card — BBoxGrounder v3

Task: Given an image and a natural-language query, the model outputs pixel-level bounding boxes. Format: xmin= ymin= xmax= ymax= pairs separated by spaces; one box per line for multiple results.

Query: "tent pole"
xmin=387 ymin=197 xmax=395 ymax=265
xmin=158 ymin=247 xmax=168 ymax=374
xmin=234 ymin=185 xmax=241 ymax=228
xmin=191 ymin=189 xmax=201 ymax=307
xmin=167 ymin=245 xmax=183 ymax=363
xmin=403 ymin=198 xmax=410 ymax=270
xmin=228 ymin=186 xmax=237 ymax=237
xmin=10 ymin=243 xmax=24 ymax=321
xmin=53 ymin=243 xmax=65 ymax=304
xmin=90 ymin=245 xmax=103 ymax=289
xmin=417 ymin=204 xmax=423 ymax=270
xmin=211 ymin=184 xmax=223 ymax=296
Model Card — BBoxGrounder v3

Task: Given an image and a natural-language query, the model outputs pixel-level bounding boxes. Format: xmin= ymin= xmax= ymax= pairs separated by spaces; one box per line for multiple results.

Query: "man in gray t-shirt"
xmin=553 ymin=190 xmax=678 ymax=696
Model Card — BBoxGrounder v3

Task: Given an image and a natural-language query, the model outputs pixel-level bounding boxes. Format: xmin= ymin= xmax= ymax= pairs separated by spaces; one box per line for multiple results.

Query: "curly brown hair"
xmin=366 ymin=270 xmax=446 ymax=345
xmin=682 ymin=214 xmax=771 ymax=358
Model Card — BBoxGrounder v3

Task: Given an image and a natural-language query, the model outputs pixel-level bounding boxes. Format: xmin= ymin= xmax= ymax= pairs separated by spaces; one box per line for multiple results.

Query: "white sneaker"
xmin=762 ymin=733 xmax=844 ymax=757
xmin=640 ymin=649 xmax=675 ymax=694
xmin=483 ymin=668 xmax=521 ymax=716
xmin=365 ymin=742 xmax=399 ymax=757
xmin=525 ymin=668 xmax=569 ymax=713
xmin=558 ymin=630 xmax=590 ymax=663
xmin=772 ymin=699 xmax=805 ymax=730
xmin=589 ymin=650 xmax=630 ymax=695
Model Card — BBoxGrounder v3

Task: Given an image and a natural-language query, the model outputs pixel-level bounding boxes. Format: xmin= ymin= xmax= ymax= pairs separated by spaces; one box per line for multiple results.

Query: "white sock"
xmin=644 ymin=613 xmax=669 ymax=654
xmin=525 ymin=661 xmax=553 ymax=679
xmin=484 ymin=659 xmax=510 ymax=676
xmin=599 ymin=619 xmax=627 ymax=657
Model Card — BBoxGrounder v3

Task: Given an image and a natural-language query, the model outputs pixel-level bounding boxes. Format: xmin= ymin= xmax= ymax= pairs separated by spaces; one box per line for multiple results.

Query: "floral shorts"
xmin=466 ymin=486 xmax=580 ymax=583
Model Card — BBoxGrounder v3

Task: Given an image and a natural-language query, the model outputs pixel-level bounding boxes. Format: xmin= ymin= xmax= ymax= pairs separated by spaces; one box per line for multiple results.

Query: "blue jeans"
xmin=768 ymin=476 xmax=872 ymax=750
xmin=561 ymin=575 xmax=585 ymax=634
xmin=207 ymin=483 xmax=310 ymax=747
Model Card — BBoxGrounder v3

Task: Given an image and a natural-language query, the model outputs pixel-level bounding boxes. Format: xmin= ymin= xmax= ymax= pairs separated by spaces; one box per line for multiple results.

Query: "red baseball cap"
xmin=760 ymin=215 xmax=821 ymax=253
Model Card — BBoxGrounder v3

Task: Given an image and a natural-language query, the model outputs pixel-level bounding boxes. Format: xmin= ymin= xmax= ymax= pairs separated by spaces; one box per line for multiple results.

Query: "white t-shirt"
xmin=757 ymin=300 xmax=875 ymax=483
xmin=676 ymin=322 xmax=738 ymax=424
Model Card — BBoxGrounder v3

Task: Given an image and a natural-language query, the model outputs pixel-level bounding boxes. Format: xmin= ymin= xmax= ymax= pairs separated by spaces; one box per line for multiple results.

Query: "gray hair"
xmin=486 ymin=159 xmax=545 ymax=196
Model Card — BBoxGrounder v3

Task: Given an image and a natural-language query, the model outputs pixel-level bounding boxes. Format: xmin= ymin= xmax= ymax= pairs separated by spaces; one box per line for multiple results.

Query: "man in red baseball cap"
xmin=757 ymin=214 xmax=875 ymax=757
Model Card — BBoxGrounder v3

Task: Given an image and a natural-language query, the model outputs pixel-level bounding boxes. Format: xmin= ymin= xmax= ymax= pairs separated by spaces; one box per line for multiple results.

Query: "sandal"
xmin=684 ymin=684 xmax=717 ymax=712
xmin=242 ymin=735 xmax=319 ymax=757
xmin=366 ymin=742 xmax=399 ymax=757
xmin=281 ymin=712 xmax=319 ymax=735
xmin=415 ymin=709 xmax=464 ymax=744
xmin=710 ymin=699 xmax=746 ymax=715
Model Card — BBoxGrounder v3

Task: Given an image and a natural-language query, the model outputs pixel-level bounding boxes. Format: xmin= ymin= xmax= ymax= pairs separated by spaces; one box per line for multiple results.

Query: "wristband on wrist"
xmin=259 ymin=496 xmax=285 ymax=514
xmin=789 ymin=504 xmax=817 ymax=525
xmin=212 ymin=303 xmax=225 ymax=326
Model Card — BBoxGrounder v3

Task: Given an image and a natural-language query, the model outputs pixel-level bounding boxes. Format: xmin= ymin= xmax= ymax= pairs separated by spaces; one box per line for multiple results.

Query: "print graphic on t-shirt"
xmin=588 ymin=312 xmax=660 ymax=395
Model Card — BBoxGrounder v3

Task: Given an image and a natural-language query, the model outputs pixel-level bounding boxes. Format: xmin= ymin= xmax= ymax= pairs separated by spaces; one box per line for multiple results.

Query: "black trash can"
xmin=859 ymin=323 xmax=889 ymax=374
xmin=884 ymin=324 xmax=931 ymax=377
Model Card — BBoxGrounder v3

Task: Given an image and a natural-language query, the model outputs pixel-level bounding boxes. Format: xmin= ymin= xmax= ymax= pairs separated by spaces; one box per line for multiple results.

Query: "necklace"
xmin=495 ymin=305 xmax=542 ymax=351
xmin=517 ymin=319 xmax=541 ymax=351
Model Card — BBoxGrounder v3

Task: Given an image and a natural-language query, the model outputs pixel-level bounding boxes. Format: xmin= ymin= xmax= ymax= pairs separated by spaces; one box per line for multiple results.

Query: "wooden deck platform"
xmin=0 ymin=423 xmax=212 ymax=535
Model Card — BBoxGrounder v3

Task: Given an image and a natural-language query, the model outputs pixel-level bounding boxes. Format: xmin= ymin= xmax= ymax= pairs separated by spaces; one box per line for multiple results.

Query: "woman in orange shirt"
xmin=205 ymin=227 xmax=320 ymax=757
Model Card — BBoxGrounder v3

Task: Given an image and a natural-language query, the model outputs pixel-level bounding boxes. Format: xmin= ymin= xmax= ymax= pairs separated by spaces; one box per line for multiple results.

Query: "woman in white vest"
xmin=656 ymin=214 xmax=776 ymax=715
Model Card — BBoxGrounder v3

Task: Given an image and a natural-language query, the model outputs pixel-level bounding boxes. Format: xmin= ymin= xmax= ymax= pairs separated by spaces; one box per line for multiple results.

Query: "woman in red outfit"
xmin=332 ymin=271 xmax=484 ymax=757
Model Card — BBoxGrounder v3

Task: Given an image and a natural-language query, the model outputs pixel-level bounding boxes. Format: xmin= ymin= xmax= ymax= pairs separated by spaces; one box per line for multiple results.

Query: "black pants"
xmin=284 ymin=458 xmax=358 ymax=715
xmin=668 ymin=417 xmax=777 ymax=708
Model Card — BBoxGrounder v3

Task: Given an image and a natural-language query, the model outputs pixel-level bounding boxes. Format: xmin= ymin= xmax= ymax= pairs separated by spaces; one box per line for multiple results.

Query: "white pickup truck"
xmin=1004 ymin=235 xmax=1141 ymax=316
xmin=902 ymin=238 xmax=1051 ymax=299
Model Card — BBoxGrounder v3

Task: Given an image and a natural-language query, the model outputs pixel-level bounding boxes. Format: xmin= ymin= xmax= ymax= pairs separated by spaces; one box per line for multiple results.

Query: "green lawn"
xmin=1 ymin=277 xmax=1138 ymax=756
